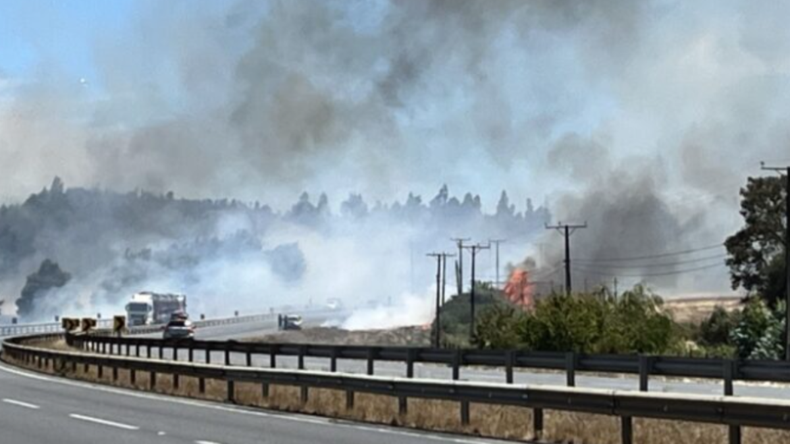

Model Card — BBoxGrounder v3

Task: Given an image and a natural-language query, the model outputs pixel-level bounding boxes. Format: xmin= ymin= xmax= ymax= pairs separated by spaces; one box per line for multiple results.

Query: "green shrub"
xmin=731 ymin=297 xmax=785 ymax=360
xmin=472 ymin=285 xmax=676 ymax=355
xmin=699 ymin=306 xmax=740 ymax=346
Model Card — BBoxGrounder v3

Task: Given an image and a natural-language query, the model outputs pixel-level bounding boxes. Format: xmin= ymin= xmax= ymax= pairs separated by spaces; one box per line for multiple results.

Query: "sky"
xmin=0 ymin=1 xmax=133 ymax=82
xmin=0 ymin=0 xmax=630 ymax=210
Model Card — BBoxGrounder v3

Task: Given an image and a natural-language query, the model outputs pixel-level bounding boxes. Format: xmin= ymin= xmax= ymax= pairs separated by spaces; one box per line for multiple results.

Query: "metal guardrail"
xmin=74 ymin=334 xmax=789 ymax=397
xmin=0 ymin=319 xmax=113 ymax=337
xmin=1 ymin=311 xmax=279 ymax=338
xmin=3 ymin=333 xmax=790 ymax=444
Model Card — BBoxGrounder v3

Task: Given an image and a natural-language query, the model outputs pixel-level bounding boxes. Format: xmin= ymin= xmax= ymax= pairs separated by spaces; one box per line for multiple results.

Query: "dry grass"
xmin=4 ymin=347 xmax=790 ymax=444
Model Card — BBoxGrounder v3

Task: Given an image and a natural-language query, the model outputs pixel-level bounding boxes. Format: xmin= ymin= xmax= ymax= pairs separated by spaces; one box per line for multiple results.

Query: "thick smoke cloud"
xmin=2 ymin=0 xmax=790 ymax=314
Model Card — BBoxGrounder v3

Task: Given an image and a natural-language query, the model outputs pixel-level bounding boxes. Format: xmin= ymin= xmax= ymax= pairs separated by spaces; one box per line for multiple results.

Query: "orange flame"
xmin=503 ymin=268 xmax=534 ymax=309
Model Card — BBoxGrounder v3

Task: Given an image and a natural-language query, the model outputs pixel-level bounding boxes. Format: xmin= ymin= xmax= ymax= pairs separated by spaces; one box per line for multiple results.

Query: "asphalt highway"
xmin=138 ymin=310 xmax=346 ymax=341
xmin=0 ymin=360 xmax=505 ymax=444
xmin=132 ymin=313 xmax=790 ymax=400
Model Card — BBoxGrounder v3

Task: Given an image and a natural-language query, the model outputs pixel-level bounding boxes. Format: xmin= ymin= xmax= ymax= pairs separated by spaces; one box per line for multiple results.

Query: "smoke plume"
xmin=2 ymin=0 xmax=790 ymax=316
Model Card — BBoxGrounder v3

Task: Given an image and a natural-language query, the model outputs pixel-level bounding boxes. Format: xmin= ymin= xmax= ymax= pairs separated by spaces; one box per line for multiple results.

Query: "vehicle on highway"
xmin=325 ymin=298 xmax=343 ymax=310
xmin=170 ymin=310 xmax=189 ymax=321
xmin=126 ymin=292 xmax=188 ymax=326
xmin=278 ymin=314 xmax=303 ymax=330
xmin=162 ymin=318 xmax=195 ymax=339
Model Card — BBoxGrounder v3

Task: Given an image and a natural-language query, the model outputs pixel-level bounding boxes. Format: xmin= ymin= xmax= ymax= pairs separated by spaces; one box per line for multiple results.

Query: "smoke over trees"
xmin=0 ymin=179 xmax=548 ymax=320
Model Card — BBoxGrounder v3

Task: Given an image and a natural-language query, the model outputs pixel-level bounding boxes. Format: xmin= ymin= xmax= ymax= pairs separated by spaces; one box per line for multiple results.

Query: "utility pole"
xmin=462 ymin=243 xmax=490 ymax=340
xmin=440 ymin=252 xmax=456 ymax=306
xmin=427 ymin=252 xmax=456 ymax=348
xmin=546 ymin=222 xmax=587 ymax=295
xmin=427 ymin=253 xmax=442 ymax=348
xmin=489 ymin=239 xmax=506 ymax=289
xmin=761 ymin=162 xmax=790 ymax=361
xmin=451 ymin=238 xmax=470 ymax=296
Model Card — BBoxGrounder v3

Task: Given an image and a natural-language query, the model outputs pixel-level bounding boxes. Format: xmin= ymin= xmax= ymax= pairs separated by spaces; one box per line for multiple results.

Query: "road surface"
xmin=131 ymin=313 xmax=790 ymax=400
xmin=0 ymin=359 xmax=503 ymax=444
xmin=139 ymin=311 xmax=346 ymax=341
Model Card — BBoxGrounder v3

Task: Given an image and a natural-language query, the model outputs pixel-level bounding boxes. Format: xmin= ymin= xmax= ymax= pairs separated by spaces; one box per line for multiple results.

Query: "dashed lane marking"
xmin=2 ymin=398 xmax=40 ymax=409
xmin=69 ymin=413 xmax=140 ymax=430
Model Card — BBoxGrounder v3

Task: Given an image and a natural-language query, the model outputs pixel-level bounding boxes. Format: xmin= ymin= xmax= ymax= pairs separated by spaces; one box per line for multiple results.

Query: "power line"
xmin=450 ymin=237 xmax=470 ymax=296
xmin=571 ymin=244 xmax=724 ymax=262
xmin=530 ymin=263 xmax=563 ymax=281
xmin=461 ymin=242 xmax=489 ymax=340
xmin=546 ymin=222 xmax=587 ymax=295
xmin=572 ymin=253 xmax=727 ymax=269
xmin=571 ymin=262 xmax=725 ymax=278
xmin=489 ymin=239 xmax=506 ymax=289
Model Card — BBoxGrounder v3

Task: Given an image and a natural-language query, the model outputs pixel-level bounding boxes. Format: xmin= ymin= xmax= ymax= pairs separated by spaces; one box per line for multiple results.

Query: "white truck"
xmin=125 ymin=292 xmax=187 ymax=326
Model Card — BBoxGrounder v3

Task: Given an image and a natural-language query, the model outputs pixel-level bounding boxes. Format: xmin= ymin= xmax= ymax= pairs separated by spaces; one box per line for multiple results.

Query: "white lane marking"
xmin=69 ymin=414 xmax=140 ymax=430
xmin=0 ymin=363 xmax=499 ymax=443
xmin=195 ymin=441 xmax=222 ymax=444
xmin=2 ymin=398 xmax=40 ymax=409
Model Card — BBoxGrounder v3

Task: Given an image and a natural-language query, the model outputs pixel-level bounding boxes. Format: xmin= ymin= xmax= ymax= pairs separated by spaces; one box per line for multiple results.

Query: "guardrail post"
xmin=367 ymin=348 xmax=375 ymax=375
xmin=269 ymin=346 xmax=277 ymax=368
xmin=98 ymin=365 xmax=103 ymax=379
xmin=330 ymin=347 xmax=338 ymax=372
xmin=533 ymin=408 xmax=544 ymax=440
xmin=150 ymin=371 xmax=156 ymax=390
xmin=71 ymin=361 xmax=77 ymax=372
xmin=262 ymin=383 xmax=269 ymax=399
xmin=112 ymin=366 xmax=118 ymax=382
xmin=227 ymin=380 xmax=235 ymax=403
xmin=345 ymin=390 xmax=355 ymax=410
xmin=130 ymin=369 xmax=136 ymax=385
xmin=639 ymin=355 xmax=652 ymax=392
xmin=224 ymin=346 xmax=231 ymax=366
xmin=125 ymin=344 xmax=130 ymax=356
xmin=199 ymin=377 xmax=206 ymax=394
xmin=506 ymin=350 xmax=515 ymax=384
xmin=205 ymin=348 xmax=211 ymax=364
xmin=101 ymin=342 xmax=106 ymax=354
xmin=300 ymin=386 xmax=309 ymax=404
xmin=172 ymin=346 xmax=178 ymax=361
xmin=188 ymin=346 xmax=194 ymax=363
xmin=566 ymin=352 xmax=576 ymax=387
xmin=246 ymin=351 xmax=252 ymax=367
xmin=398 ymin=396 xmax=408 ymax=415
xmin=724 ymin=359 xmax=736 ymax=396
xmin=84 ymin=362 xmax=89 ymax=373
xmin=406 ymin=349 xmax=416 ymax=378
xmin=729 ymin=425 xmax=741 ymax=444
xmin=135 ymin=344 xmax=140 ymax=357
xmin=173 ymin=373 xmax=180 ymax=390
xmin=158 ymin=345 xmax=164 ymax=360
xmin=453 ymin=349 xmax=462 ymax=380
xmin=621 ymin=416 xmax=633 ymax=444
xmin=460 ymin=400 xmax=470 ymax=426
xmin=147 ymin=345 xmax=152 ymax=359
xmin=298 ymin=346 xmax=306 ymax=370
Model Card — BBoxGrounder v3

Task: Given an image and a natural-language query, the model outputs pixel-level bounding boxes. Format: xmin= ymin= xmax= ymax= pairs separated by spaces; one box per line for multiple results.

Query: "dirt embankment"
xmin=662 ymin=296 xmax=742 ymax=324
xmin=245 ymin=326 xmax=432 ymax=346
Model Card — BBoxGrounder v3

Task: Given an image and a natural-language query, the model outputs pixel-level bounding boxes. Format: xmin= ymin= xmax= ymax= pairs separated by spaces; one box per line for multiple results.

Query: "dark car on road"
xmin=163 ymin=318 xmax=195 ymax=339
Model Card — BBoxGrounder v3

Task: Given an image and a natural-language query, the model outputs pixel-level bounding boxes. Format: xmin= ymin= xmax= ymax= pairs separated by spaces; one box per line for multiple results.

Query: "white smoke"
xmin=341 ymin=290 xmax=434 ymax=330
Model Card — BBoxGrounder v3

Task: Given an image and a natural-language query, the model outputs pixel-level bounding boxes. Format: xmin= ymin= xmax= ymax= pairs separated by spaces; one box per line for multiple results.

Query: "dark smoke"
xmin=2 ymin=0 xmax=789 ymax=313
